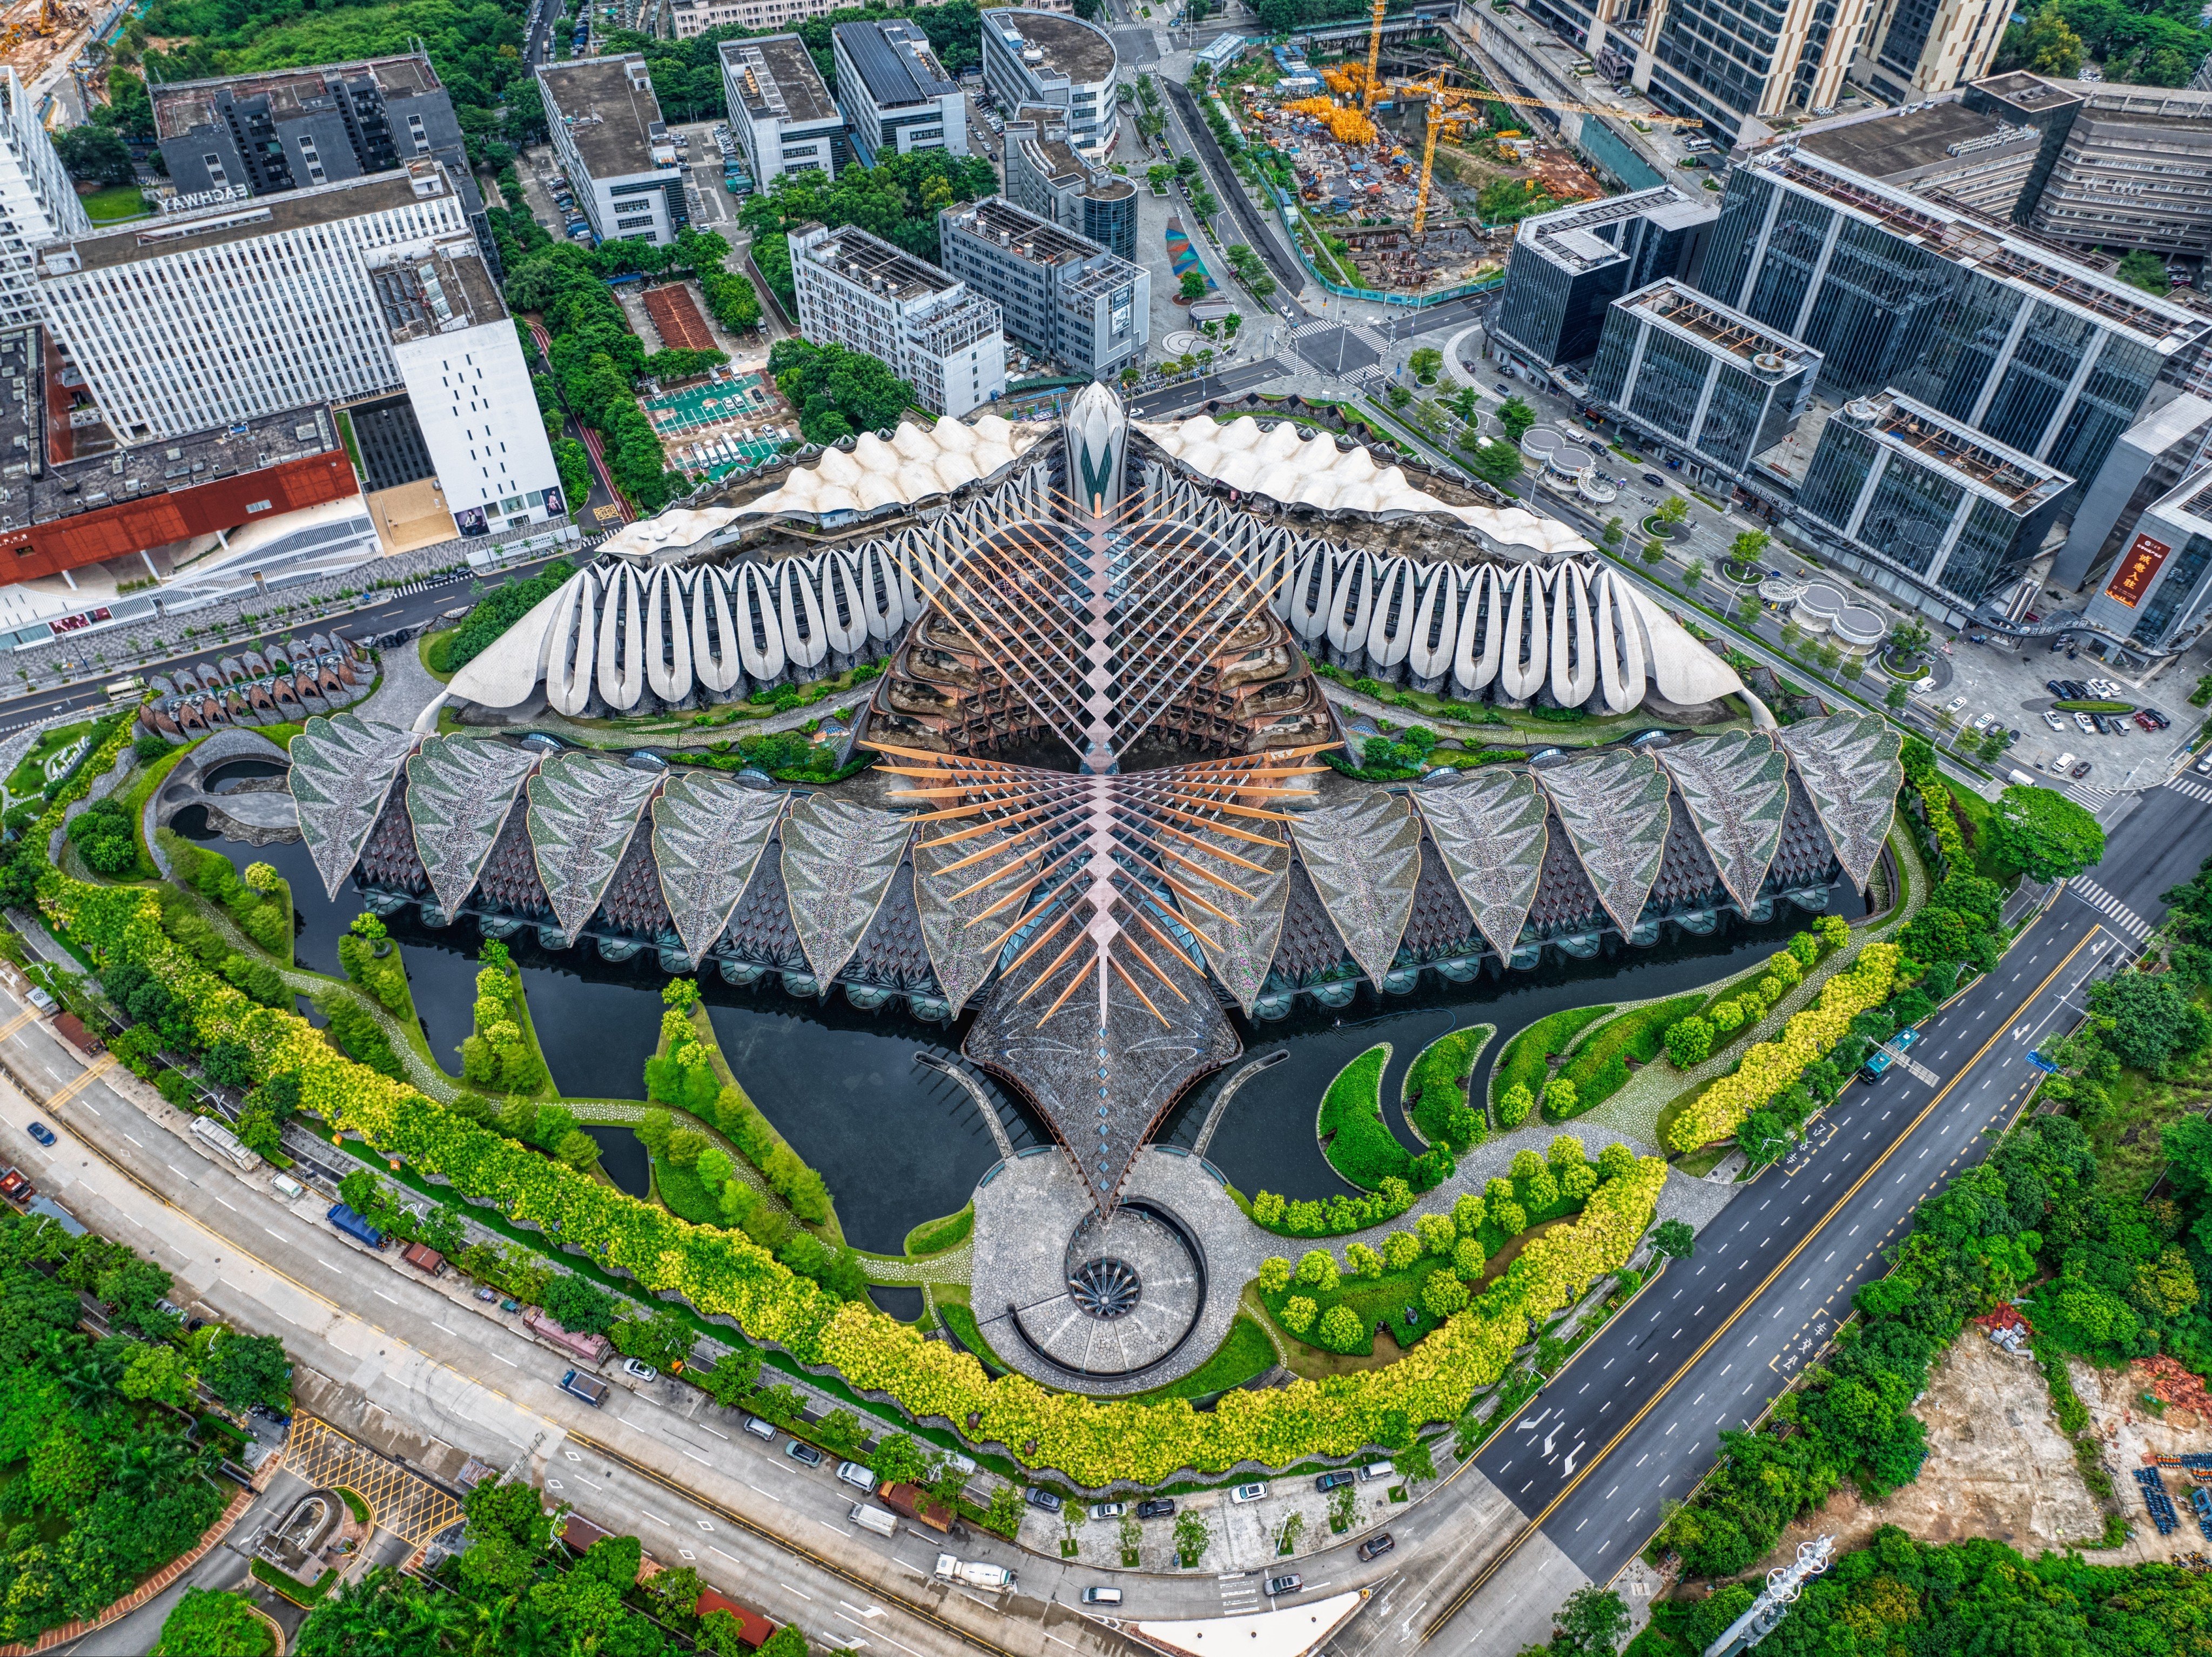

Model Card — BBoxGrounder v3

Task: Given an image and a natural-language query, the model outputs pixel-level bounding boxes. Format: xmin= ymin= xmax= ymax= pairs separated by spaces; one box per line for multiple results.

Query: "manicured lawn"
xmin=1551 ymin=995 xmax=1704 ymax=1118
xmin=653 ymin=1156 xmax=720 ymax=1225
xmin=937 ymin=1302 xmax=1007 ymax=1373
xmin=1402 ymin=1025 xmax=1493 ymax=1144
xmin=1942 ymin=775 xmax=2020 ymax=882
xmin=79 ymin=185 xmax=151 ymax=223
xmin=904 ymin=1204 xmax=972 ymax=1257
xmin=1317 ymin=1043 xmax=1414 ymax=1189
xmin=1491 ymin=1005 xmax=1612 ymax=1110
xmin=1136 ymin=1315 xmax=1277 ymax=1400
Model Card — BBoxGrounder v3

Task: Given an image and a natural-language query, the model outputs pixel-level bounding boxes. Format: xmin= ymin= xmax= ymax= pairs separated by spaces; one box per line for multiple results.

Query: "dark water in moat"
xmin=183 ymin=822 xmax=1866 ymax=1251
xmin=584 ymin=1125 xmax=651 ymax=1199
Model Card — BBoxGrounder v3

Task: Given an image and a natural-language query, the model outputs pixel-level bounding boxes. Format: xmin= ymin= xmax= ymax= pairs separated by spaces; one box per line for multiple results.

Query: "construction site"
xmin=1202 ymin=6 xmax=1691 ymax=298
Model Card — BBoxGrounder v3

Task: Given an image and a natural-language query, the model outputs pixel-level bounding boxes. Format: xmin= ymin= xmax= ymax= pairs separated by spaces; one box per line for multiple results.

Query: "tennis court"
xmin=644 ymin=283 xmax=714 ymax=351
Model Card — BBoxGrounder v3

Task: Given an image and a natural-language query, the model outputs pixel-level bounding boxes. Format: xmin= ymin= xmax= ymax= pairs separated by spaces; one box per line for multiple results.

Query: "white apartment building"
xmin=789 ymin=223 xmax=1005 ymax=418
xmin=834 ymin=20 xmax=966 ymax=166
xmin=35 ymin=160 xmax=467 ymax=442
xmin=721 ymin=35 xmax=845 ymax=188
xmin=537 ymin=56 xmax=687 ymax=247
xmin=368 ymin=241 xmax=563 ymax=536
xmin=980 ymin=10 xmax=1118 ymax=159
xmin=0 ymin=68 xmax=91 ymax=328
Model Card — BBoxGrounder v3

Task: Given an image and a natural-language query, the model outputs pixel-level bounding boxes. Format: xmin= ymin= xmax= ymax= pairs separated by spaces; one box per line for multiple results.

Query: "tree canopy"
xmin=1988 ymin=783 xmax=2105 ymax=881
xmin=769 ymin=337 xmax=916 ymax=446
xmin=738 ymin=150 xmax=998 ymax=318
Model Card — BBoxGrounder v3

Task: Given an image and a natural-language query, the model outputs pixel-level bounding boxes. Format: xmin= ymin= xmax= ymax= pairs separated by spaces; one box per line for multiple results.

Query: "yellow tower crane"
xmin=1360 ymin=0 xmax=1386 ymax=112
xmin=1411 ymin=80 xmax=1479 ymax=236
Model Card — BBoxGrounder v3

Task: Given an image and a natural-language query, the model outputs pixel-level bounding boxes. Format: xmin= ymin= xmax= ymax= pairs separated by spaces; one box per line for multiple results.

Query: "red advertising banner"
xmin=2105 ymin=531 xmax=2173 ymax=609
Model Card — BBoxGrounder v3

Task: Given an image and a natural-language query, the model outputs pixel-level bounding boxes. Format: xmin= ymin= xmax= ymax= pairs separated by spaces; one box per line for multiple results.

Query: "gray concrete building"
xmin=789 ymin=223 xmax=1005 ymax=417
xmin=2052 ymin=391 xmax=2212 ymax=595
xmin=834 ymin=19 xmax=965 ymax=166
xmin=721 ymin=36 xmax=845 ymax=189
xmin=1791 ymin=97 xmax=2040 ymax=220
xmin=2080 ymin=465 xmax=2212 ymax=653
xmin=980 ymin=9 xmax=1117 ymax=158
xmin=152 ymin=55 xmax=491 ymax=270
xmin=938 ymin=196 xmax=1145 ymax=381
xmin=538 ymin=56 xmax=687 ymax=247
xmin=1002 ymin=104 xmax=1135 ymax=263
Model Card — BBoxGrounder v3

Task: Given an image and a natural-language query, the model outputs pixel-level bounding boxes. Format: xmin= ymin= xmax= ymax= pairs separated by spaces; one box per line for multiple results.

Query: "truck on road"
xmin=850 ymin=1503 xmax=899 ymax=1538
xmin=934 ymin=1555 xmax=1013 ymax=1590
xmin=326 ymin=1203 xmax=386 ymax=1247
xmin=559 ymin=1369 xmax=609 ymax=1406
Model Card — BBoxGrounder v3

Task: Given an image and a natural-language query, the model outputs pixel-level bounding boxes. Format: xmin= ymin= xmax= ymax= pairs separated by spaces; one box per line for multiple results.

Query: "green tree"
xmin=1602 ymin=515 xmax=1624 ymax=548
xmin=1655 ymin=495 xmax=1691 ymax=528
xmin=1640 ymin=537 xmax=1666 ymax=565
xmin=1174 ymin=1508 xmax=1211 ymax=1566
xmin=1496 ymin=396 xmax=1537 ymax=442
xmin=2087 ymin=973 xmax=2212 ymax=1072
xmin=870 ymin=1432 xmax=938 ymax=1488
xmin=1179 ymin=270 xmax=1208 ymax=301
xmin=1729 ymin=527 xmax=1771 ymax=568
xmin=53 ymin=125 xmax=136 ymax=186
xmin=1683 ymin=558 xmax=1705 ymax=587
xmin=542 ymin=1273 xmax=618 ymax=1336
xmin=152 ymin=1588 xmax=271 ymax=1656
xmin=2117 ymin=250 xmax=2172 ymax=295
xmin=985 ymin=1484 xmax=1026 ymax=1537
xmin=2010 ymin=3 xmax=2085 ymax=75
xmin=198 ymin=1330 xmax=290 ymax=1409
xmin=1652 ymin=1219 xmax=1696 ymax=1260
xmin=1408 ymin=346 xmax=1443 ymax=380
xmin=1468 ymin=439 xmax=1524 ymax=488
xmin=1988 ymin=784 xmax=2106 ymax=880
xmin=1549 ymin=1585 xmax=1629 ymax=1655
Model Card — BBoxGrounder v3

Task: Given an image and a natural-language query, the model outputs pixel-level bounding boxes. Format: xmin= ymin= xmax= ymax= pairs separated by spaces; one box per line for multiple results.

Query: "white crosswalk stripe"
xmin=2069 ymin=877 xmax=2150 ymax=938
xmin=2167 ymin=776 xmax=2212 ymax=805
xmin=1340 ymin=364 xmax=1390 ymax=387
xmin=1289 ymin=320 xmax=1335 ymax=339
xmin=2067 ymin=783 xmax=2117 ymax=808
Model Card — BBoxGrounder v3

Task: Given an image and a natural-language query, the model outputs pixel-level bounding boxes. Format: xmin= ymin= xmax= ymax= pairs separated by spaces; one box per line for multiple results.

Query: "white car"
xmin=2042 ymin=712 xmax=2067 ymax=732
xmin=1969 ymin=713 xmax=1994 ymax=733
xmin=2075 ymin=712 xmax=2097 ymax=734
xmin=1945 ymin=696 xmax=1967 ymax=714
xmin=2088 ymin=676 xmax=2121 ymax=697
xmin=2053 ymin=752 xmax=2077 ymax=773
xmin=1229 ymin=1482 xmax=1269 ymax=1504
xmin=621 ymin=1358 xmax=658 ymax=1382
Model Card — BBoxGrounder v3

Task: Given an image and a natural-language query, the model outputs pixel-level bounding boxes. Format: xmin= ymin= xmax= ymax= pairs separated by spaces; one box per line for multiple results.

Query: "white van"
xmin=1358 ymin=1460 xmax=1396 ymax=1482
xmin=851 ymin=1503 xmax=899 ymax=1538
xmin=270 ymin=1172 xmax=307 ymax=1202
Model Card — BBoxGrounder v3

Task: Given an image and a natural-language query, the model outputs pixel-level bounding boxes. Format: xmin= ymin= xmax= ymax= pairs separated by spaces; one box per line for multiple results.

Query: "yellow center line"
xmin=1422 ymin=924 xmax=2101 ymax=1641
xmin=48 ymin=1054 xmax=115 ymax=1106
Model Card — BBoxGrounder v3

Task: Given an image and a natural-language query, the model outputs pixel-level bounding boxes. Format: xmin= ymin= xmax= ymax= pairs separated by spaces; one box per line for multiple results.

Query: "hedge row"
xmin=36 ymin=730 xmax=1667 ymax=1484
xmin=1664 ymin=943 xmax=1901 ymax=1153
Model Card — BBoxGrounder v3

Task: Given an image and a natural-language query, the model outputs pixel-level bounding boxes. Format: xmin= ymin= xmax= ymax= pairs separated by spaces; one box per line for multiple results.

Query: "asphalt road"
xmin=1128 ymin=358 xmax=1292 ymax=418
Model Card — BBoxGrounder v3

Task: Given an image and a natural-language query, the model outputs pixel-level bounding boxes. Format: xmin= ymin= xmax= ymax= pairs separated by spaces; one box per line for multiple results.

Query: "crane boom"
xmin=1360 ymin=0 xmax=1386 ymax=112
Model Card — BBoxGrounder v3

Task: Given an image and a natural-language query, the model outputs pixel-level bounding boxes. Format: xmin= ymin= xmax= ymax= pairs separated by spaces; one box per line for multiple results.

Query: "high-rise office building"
xmin=938 ymin=197 xmax=1146 ymax=380
xmin=1793 ymin=388 xmax=2073 ymax=619
xmin=835 ymin=20 xmax=966 ymax=166
xmin=1696 ymin=146 xmax=2211 ymax=493
xmin=1791 ymin=98 xmax=2040 ymax=221
xmin=979 ymin=9 xmax=1117 ymax=158
xmin=2078 ymin=466 xmax=2212 ymax=651
xmin=1002 ymin=104 xmax=1136 ymax=261
xmin=788 ymin=223 xmax=1006 ymax=417
xmin=2052 ymin=392 xmax=2212 ymax=594
xmin=671 ymin=0 xmax=1068 ymax=32
xmin=721 ymin=36 xmax=846 ymax=189
xmin=1489 ymin=186 xmax=1717 ymax=378
xmin=1586 ymin=279 xmax=1821 ymax=485
xmin=1854 ymin=0 xmax=2008 ymax=105
xmin=151 ymin=55 xmax=492 ymax=270
xmin=538 ymin=56 xmax=688 ymax=247
xmin=0 ymin=69 xmax=89 ymax=328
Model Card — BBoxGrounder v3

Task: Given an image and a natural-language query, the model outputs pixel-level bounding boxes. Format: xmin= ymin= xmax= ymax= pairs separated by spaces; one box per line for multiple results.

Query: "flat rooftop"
xmin=540 ymin=56 xmax=672 ymax=178
xmin=1971 ymin=71 xmax=2083 ymax=113
xmin=151 ymin=53 xmax=441 ymax=139
xmin=1798 ymin=103 xmax=2033 ymax=179
xmin=1619 ymin=279 xmax=1816 ymax=371
xmin=367 ymin=239 xmax=507 ymax=341
xmin=1858 ymin=388 xmax=2072 ymax=512
xmin=799 ymin=223 xmax=959 ymax=300
xmin=837 ymin=19 xmax=957 ymax=106
xmin=1517 ymin=185 xmax=1710 ymax=272
xmin=1756 ymin=150 xmax=2206 ymax=350
xmin=988 ymin=10 xmax=1115 ymax=83
xmin=42 ymin=160 xmax=455 ymax=277
xmin=953 ymin=197 xmax=1105 ymax=265
xmin=0 ymin=325 xmax=340 ymax=533
xmin=720 ymin=36 xmax=838 ymax=126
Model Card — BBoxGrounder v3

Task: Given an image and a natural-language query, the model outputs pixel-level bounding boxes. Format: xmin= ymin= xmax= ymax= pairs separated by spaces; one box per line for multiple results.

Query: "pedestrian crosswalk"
xmin=2168 ymin=775 xmax=2212 ymax=806
xmin=2067 ymin=783 xmax=2119 ymax=809
xmin=1341 ymin=363 xmax=1390 ymax=387
xmin=1288 ymin=320 xmax=1335 ymax=340
xmin=2070 ymin=876 xmax=2151 ymax=939
xmin=1219 ymin=1574 xmax=1262 ymax=1613
xmin=383 ymin=574 xmax=471 ymax=600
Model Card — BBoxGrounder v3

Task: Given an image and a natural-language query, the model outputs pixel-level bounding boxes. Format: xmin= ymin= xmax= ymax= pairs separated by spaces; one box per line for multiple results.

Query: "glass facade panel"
xmin=1626 ymin=328 xmax=1707 ymax=441
xmin=2134 ymin=532 xmax=2212 ymax=645
xmin=1740 ymin=199 xmax=1831 ymax=336
xmin=1696 ymin=363 xmax=1766 ymax=471
xmin=1586 ymin=310 xmax=1639 ymax=406
xmin=1793 ymin=218 xmax=1953 ymax=400
xmin=1981 ymin=301 xmax=2093 ymax=456
xmin=1798 ymin=418 xmax=1877 ymax=530
xmin=1937 ymin=499 xmax=2023 ymax=605
xmin=1496 ymin=254 xmax=1575 ymax=365
xmin=1700 ymin=173 xmax=1771 ymax=310
xmin=2047 ymin=332 xmax=2163 ymax=489
xmin=1885 ymin=269 xmax=2021 ymax=423
xmin=1857 ymin=454 xmax=1961 ymax=575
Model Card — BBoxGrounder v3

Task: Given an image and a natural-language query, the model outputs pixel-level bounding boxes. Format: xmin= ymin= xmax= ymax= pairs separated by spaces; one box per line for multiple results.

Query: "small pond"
xmin=167 ymin=810 xmax=356 ymax=981
xmin=584 ymin=1125 xmax=651 ymax=1200
xmin=200 ymin=759 xmax=290 ymax=794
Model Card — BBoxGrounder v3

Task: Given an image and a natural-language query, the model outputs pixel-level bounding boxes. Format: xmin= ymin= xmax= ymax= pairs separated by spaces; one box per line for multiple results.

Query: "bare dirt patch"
xmin=2067 ymin=1355 xmax=2212 ymax=1565
xmin=1753 ymin=1332 xmax=2102 ymax=1570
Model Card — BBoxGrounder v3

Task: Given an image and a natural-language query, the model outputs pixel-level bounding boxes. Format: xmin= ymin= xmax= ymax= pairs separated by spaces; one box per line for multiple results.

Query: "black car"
xmin=2067 ymin=680 xmax=2091 ymax=699
xmin=1643 ymin=473 xmax=1665 ymax=487
xmin=25 ymin=1122 xmax=54 ymax=1147
xmin=1137 ymin=1498 xmax=1176 ymax=1520
xmin=785 ymin=1440 xmax=824 ymax=1467
xmin=1315 ymin=1470 xmax=1356 ymax=1492
xmin=1025 ymin=1487 xmax=1064 ymax=1513
xmin=1357 ymin=1533 xmax=1396 ymax=1561
xmin=2146 ymin=708 xmax=2171 ymax=729
xmin=2046 ymin=680 xmax=2066 ymax=696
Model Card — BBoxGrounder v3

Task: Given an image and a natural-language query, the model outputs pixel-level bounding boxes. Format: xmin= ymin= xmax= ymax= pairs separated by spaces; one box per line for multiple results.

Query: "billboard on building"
xmin=2105 ymin=531 xmax=2173 ymax=609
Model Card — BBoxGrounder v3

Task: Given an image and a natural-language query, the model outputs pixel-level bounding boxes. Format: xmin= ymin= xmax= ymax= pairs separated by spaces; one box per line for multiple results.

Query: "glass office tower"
xmin=2080 ymin=468 xmax=2212 ymax=652
xmin=1795 ymin=390 xmax=2074 ymax=620
xmin=1490 ymin=187 xmax=1718 ymax=377
xmin=1698 ymin=149 xmax=2209 ymax=495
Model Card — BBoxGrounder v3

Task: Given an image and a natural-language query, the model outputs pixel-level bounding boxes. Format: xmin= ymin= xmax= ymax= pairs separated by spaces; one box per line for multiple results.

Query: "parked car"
xmin=2137 ymin=712 xmax=2160 ymax=732
xmin=2053 ymin=752 xmax=2077 ymax=773
xmin=2072 ymin=761 xmax=2094 ymax=779
xmin=836 ymin=1461 xmax=875 ymax=1491
xmin=2145 ymin=707 xmax=2171 ymax=728
xmin=1357 ymin=1533 xmax=1396 ymax=1561
xmin=559 ymin=1369 xmax=609 ymax=1407
xmin=1315 ymin=1470 xmax=1356 ymax=1492
xmin=1945 ymin=696 xmax=1968 ymax=714
xmin=1494 ymin=382 xmax=1510 ymax=394
xmin=1025 ymin=1487 xmax=1064 ymax=1513
xmin=2075 ymin=712 xmax=2098 ymax=734
xmin=1359 ymin=1460 xmax=1397 ymax=1481
xmin=1266 ymin=1575 xmax=1303 ymax=1596
xmin=621 ymin=1359 xmax=658 ymax=1383
xmin=2195 ymin=752 xmax=2212 ymax=775
xmin=1229 ymin=1482 xmax=1269 ymax=1504
xmin=1090 ymin=1501 xmax=1127 ymax=1520
xmin=786 ymin=1441 xmax=824 ymax=1467
xmin=25 ymin=1122 xmax=54 ymax=1146
xmin=1081 ymin=1586 xmax=1124 ymax=1606
xmin=1136 ymin=1498 xmax=1176 ymax=1520
xmin=2046 ymin=680 xmax=2066 ymax=696
xmin=2042 ymin=712 xmax=2067 ymax=732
